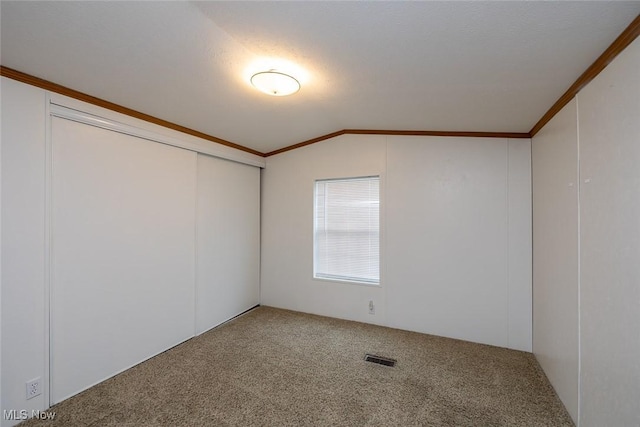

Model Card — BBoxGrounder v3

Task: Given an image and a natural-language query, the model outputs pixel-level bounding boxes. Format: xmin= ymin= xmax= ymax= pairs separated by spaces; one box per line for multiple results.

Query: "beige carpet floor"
xmin=22 ymin=306 xmax=573 ymax=426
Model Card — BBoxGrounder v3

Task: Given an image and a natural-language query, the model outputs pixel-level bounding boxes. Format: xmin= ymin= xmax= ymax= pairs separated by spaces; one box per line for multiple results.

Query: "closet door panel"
xmin=51 ymin=118 xmax=196 ymax=403
xmin=196 ymin=154 xmax=260 ymax=334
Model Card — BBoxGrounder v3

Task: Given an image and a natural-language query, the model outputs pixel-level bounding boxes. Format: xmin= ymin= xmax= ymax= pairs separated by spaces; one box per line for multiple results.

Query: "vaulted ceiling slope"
xmin=1 ymin=1 xmax=639 ymax=154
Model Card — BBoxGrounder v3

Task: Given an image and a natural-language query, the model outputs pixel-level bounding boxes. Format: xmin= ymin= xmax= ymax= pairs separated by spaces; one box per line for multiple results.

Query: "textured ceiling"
xmin=1 ymin=1 xmax=639 ymax=153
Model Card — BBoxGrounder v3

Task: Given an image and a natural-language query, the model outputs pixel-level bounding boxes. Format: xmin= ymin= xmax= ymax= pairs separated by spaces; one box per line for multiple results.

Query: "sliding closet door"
xmin=196 ymin=154 xmax=260 ymax=334
xmin=51 ymin=118 xmax=196 ymax=403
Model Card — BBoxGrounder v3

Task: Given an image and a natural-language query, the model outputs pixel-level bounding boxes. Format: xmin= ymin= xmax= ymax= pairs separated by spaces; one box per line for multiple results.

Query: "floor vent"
xmin=364 ymin=354 xmax=396 ymax=367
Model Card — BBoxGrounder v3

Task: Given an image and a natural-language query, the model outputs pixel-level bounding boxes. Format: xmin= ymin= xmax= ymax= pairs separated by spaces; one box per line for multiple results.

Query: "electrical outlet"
xmin=26 ymin=377 xmax=42 ymax=400
xmin=368 ymin=300 xmax=375 ymax=315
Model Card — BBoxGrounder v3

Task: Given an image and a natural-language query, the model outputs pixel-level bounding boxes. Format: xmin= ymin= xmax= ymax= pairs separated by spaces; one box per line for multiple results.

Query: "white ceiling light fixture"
xmin=250 ymin=70 xmax=300 ymax=96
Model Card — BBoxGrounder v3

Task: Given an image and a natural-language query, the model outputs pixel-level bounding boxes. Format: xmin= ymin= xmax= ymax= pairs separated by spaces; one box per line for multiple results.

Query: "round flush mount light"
xmin=250 ymin=70 xmax=300 ymax=96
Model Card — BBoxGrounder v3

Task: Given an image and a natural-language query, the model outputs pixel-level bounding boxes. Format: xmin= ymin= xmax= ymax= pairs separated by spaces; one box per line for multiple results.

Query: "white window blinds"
xmin=314 ymin=176 xmax=380 ymax=284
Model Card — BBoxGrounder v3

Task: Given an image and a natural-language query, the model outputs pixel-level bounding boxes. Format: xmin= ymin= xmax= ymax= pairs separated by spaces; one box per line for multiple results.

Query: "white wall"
xmin=385 ymin=136 xmax=532 ymax=349
xmin=0 ymin=77 xmax=262 ymax=424
xmin=0 ymin=71 xmax=3 ymax=425
xmin=532 ymin=98 xmax=579 ymax=422
xmin=1 ymin=78 xmax=48 ymax=425
xmin=532 ymin=38 xmax=640 ymax=426
xmin=577 ymin=37 xmax=639 ymax=427
xmin=196 ymin=154 xmax=260 ymax=334
xmin=261 ymin=135 xmax=388 ymax=325
xmin=507 ymin=139 xmax=533 ymax=352
xmin=261 ymin=134 xmax=532 ymax=351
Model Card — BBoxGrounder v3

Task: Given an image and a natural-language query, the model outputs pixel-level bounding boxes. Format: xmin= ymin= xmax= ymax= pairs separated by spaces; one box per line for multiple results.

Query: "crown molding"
xmin=264 ymin=129 xmax=531 ymax=157
xmin=0 ymin=66 xmax=264 ymax=157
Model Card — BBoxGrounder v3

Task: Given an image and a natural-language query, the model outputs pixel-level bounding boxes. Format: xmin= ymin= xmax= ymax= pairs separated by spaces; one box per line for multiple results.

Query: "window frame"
xmin=312 ymin=175 xmax=381 ymax=286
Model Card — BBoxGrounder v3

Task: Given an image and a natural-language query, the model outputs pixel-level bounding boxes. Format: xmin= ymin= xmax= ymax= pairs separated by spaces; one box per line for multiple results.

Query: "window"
xmin=314 ymin=176 xmax=380 ymax=284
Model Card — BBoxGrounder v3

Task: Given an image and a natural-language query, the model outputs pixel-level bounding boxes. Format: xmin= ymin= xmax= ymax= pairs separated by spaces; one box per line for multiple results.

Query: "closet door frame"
xmin=43 ymin=94 xmax=264 ymax=406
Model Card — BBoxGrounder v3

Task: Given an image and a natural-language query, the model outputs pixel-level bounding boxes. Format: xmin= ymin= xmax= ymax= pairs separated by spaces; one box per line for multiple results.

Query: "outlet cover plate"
xmin=26 ymin=377 xmax=42 ymax=400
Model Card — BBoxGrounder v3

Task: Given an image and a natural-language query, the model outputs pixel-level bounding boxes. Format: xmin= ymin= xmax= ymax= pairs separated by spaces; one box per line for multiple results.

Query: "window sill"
xmin=312 ymin=276 xmax=381 ymax=287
